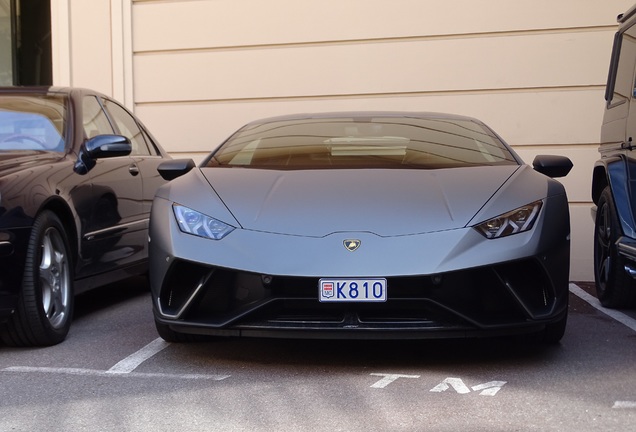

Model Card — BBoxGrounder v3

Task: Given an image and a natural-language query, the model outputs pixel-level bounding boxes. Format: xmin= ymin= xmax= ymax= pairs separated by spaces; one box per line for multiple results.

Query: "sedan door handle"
xmin=129 ymin=164 xmax=140 ymax=176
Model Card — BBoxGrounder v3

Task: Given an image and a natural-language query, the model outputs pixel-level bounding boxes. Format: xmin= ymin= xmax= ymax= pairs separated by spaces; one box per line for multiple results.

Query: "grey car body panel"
xmin=149 ymin=111 xmax=571 ymax=339
xmin=150 ymin=160 xmax=569 ymax=278
xmin=150 ymin=190 xmax=567 ymax=280
xmin=200 ymin=166 xmax=518 ymax=237
xmin=156 ymin=163 xmax=564 ymax=238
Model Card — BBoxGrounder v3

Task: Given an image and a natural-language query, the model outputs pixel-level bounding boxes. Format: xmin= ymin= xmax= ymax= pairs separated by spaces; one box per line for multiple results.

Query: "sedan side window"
xmin=139 ymin=126 xmax=161 ymax=156
xmin=82 ymin=96 xmax=114 ymax=138
xmin=102 ymin=99 xmax=151 ymax=156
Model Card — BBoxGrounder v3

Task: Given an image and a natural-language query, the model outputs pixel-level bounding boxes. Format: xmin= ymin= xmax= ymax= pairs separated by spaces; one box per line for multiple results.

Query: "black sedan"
xmin=0 ymin=86 xmax=170 ymax=346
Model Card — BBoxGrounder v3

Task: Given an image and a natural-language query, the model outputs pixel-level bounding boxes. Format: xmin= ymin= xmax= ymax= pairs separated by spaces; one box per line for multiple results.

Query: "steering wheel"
xmin=0 ymin=134 xmax=47 ymax=149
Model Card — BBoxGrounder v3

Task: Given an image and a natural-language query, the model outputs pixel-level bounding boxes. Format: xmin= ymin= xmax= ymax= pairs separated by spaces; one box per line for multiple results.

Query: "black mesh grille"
xmin=158 ymin=257 xmax=557 ymax=330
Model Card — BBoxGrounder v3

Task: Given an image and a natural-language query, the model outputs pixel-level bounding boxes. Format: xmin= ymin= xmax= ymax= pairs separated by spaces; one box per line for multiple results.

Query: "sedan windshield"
xmin=206 ymin=116 xmax=518 ymax=169
xmin=0 ymin=94 xmax=67 ymax=152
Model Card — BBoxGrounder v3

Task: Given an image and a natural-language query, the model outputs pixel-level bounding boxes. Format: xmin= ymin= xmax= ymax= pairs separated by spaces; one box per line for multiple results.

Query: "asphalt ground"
xmin=0 ymin=278 xmax=635 ymax=432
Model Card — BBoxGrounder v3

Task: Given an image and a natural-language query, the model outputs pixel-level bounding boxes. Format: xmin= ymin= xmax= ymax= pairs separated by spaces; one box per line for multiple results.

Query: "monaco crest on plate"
xmin=321 ymin=281 xmax=334 ymax=298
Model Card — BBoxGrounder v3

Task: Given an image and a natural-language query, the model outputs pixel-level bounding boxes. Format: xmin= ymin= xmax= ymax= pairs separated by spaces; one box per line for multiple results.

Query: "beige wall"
xmin=50 ymin=0 xmax=636 ymax=281
xmin=51 ymin=0 xmax=133 ymax=105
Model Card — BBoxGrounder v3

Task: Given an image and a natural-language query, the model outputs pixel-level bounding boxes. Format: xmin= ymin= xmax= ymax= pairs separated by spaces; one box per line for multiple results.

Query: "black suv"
xmin=593 ymin=3 xmax=636 ymax=308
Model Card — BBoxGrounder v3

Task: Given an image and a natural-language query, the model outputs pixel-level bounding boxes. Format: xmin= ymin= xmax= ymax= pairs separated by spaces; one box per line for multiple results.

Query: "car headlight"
xmin=474 ymin=200 xmax=543 ymax=239
xmin=173 ymin=204 xmax=235 ymax=240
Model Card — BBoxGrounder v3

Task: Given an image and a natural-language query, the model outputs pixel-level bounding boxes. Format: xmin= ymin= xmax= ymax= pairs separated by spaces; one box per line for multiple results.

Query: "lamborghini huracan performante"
xmin=149 ymin=112 xmax=573 ymax=343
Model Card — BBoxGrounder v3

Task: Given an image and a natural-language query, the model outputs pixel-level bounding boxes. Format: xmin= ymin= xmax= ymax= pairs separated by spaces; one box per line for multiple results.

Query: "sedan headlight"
xmin=474 ymin=200 xmax=542 ymax=239
xmin=173 ymin=204 xmax=235 ymax=240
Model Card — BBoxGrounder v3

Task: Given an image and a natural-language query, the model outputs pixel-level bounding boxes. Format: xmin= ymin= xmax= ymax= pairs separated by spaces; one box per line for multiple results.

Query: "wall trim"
xmin=50 ymin=0 xmax=71 ymax=86
xmin=111 ymin=0 xmax=134 ymax=109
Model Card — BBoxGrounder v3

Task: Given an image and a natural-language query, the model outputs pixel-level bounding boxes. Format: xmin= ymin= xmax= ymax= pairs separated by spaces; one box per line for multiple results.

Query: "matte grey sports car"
xmin=149 ymin=112 xmax=573 ymax=343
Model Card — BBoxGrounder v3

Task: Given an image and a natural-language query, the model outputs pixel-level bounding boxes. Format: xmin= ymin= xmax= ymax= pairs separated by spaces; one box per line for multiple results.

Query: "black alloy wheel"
xmin=593 ymin=187 xmax=636 ymax=308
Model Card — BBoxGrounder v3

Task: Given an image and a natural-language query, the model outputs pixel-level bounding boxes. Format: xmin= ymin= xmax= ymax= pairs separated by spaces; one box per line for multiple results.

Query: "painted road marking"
xmin=1 ymin=337 xmax=230 ymax=381
xmin=2 ymin=366 xmax=229 ymax=380
xmin=566 ymin=284 xmax=636 ymax=410
xmin=613 ymin=401 xmax=636 ymax=409
xmin=569 ymin=283 xmax=636 ymax=333
xmin=430 ymin=377 xmax=507 ymax=396
xmin=430 ymin=377 xmax=471 ymax=394
xmin=370 ymin=373 xmax=420 ymax=388
xmin=108 ymin=337 xmax=170 ymax=373
xmin=470 ymin=381 xmax=508 ymax=396
xmin=371 ymin=374 xmax=507 ymax=396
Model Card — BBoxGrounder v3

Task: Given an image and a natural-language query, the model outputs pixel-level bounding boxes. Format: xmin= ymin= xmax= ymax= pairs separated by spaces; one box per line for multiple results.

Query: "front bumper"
xmin=150 ymin=195 xmax=570 ymax=339
xmin=152 ymin=251 xmax=569 ymax=339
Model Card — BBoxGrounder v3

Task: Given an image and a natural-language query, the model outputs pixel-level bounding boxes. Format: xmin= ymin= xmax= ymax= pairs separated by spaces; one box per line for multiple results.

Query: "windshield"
xmin=205 ymin=116 xmax=518 ymax=169
xmin=0 ymin=94 xmax=67 ymax=152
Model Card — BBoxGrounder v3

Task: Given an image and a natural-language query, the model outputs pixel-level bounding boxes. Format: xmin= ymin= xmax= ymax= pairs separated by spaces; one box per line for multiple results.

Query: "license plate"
xmin=319 ymin=278 xmax=387 ymax=302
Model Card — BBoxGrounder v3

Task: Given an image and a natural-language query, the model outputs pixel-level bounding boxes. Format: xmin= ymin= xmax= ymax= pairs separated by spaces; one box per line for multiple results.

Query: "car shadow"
xmin=166 ymin=330 xmax=563 ymax=373
xmin=72 ymin=275 xmax=150 ymax=321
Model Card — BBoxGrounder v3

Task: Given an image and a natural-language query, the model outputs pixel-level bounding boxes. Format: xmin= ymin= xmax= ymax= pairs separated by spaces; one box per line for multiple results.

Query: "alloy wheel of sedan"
xmin=39 ymin=224 xmax=72 ymax=329
xmin=0 ymin=211 xmax=74 ymax=346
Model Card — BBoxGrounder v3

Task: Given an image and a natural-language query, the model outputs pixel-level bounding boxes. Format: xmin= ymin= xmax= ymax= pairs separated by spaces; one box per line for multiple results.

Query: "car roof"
xmin=0 ymin=86 xmax=107 ymax=98
xmin=242 ymin=111 xmax=484 ymax=127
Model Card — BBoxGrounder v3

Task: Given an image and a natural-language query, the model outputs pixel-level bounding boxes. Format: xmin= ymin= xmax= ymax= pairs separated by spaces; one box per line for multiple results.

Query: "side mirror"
xmin=84 ymin=134 xmax=132 ymax=159
xmin=158 ymin=159 xmax=196 ymax=181
xmin=532 ymin=155 xmax=573 ymax=178
xmin=74 ymin=135 xmax=132 ymax=175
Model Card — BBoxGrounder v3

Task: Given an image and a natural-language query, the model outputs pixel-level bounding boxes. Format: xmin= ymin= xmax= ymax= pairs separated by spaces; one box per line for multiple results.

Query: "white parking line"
xmin=569 ymin=283 xmax=636 ymax=333
xmin=2 ymin=366 xmax=229 ymax=380
xmin=613 ymin=401 xmax=636 ymax=409
xmin=570 ymin=284 xmax=636 ymax=411
xmin=1 ymin=337 xmax=231 ymax=381
xmin=108 ymin=337 xmax=170 ymax=373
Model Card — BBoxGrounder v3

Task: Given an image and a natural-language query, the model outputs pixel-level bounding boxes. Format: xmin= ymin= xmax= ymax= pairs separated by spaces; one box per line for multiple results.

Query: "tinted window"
xmin=83 ymin=95 xmax=114 ymax=138
xmin=102 ymin=99 xmax=151 ymax=156
xmin=0 ymin=94 xmax=66 ymax=151
xmin=608 ymin=25 xmax=636 ymax=106
xmin=206 ymin=116 xmax=517 ymax=170
xmin=139 ymin=126 xmax=160 ymax=156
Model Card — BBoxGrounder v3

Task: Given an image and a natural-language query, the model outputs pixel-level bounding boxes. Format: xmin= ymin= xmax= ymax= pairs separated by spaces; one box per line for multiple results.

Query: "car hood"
xmin=0 ymin=151 xmax=64 ymax=177
xmin=200 ymin=166 xmax=520 ymax=237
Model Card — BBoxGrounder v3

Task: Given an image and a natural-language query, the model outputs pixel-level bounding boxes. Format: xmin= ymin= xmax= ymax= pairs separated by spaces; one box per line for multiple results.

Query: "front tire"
xmin=0 ymin=211 xmax=74 ymax=346
xmin=594 ymin=187 xmax=636 ymax=308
